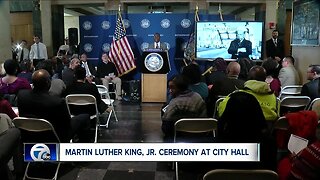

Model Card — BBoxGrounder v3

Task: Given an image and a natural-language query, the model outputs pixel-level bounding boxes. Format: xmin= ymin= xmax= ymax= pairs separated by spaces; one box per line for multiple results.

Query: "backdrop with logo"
xmin=79 ymin=13 xmax=235 ymax=80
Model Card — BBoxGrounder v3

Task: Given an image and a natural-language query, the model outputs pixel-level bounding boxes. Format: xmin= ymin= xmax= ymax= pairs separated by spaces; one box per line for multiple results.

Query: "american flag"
xmin=109 ymin=13 xmax=135 ymax=76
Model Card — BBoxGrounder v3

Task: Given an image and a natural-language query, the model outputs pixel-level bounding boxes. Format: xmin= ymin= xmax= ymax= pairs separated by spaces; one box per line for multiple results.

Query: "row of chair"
xmin=213 ymin=96 xmax=320 ymax=119
xmin=173 ymin=118 xmax=281 ymax=180
xmin=9 ymin=86 xmax=119 ymax=179
xmin=65 ymin=85 xmax=118 ymax=143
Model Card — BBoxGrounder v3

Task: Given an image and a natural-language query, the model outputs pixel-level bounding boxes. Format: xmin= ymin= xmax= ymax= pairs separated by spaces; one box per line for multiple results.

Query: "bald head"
xmin=32 ymin=69 xmax=51 ymax=92
xmin=227 ymin=62 xmax=241 ymax=76
xmin=248 ymin=66 xmax=267 ymax=82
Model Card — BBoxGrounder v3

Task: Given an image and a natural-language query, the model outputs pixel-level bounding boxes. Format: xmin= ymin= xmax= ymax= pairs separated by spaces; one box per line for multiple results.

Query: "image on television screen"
xmin=196 ymin=21 xmax=264 ymax=60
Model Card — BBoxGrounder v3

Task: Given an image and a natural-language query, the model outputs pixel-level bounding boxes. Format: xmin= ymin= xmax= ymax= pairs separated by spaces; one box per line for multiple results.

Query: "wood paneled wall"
xmin=10 ymin=12 xmax=33 ymax=48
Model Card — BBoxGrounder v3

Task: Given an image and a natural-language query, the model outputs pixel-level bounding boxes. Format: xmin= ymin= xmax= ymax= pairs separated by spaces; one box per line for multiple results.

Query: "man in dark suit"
xmin=80 ymin=53 xmax=97 ymax=84
xmin=228 ymin=28 xmax=252 ymax=59
xmin=301 ymin=65 xmax=320 ymax=101
xmin=207 ymin=62 xmax=245 ymax=117
xmin=17 ymin=69 xmax=91 ymax=142
xmin=266 ymin=30 xmax=284 ymax=60
xmin=147 ymin=33 xmax=167 ymax=50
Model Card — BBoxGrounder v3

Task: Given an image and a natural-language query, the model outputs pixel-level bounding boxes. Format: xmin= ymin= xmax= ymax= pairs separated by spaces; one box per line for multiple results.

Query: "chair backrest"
xmin=279 ymin=85 xmax=302 ymax=99
xmin=12 ymin=117 xmax=60 ymax=143
xmin=3 ymin=94 xmax=18 ymax=106
xmin=273 ymin=116 xmax=289 ymax=131
xmin=213 ymin=97 xmax=225 ymax=119
xmin=280 ymin=96 xmax=311 ymax=108
xmin=203 ymin=169 xmax=278 ymax=180
xmin=280 ymin=96 xmax=311 ymax=115
xmin=307 ymin=98 xmax=320 ymax=119
xmin=65 ymin=94 xmax=99 ymax=118
xmin=174 ymin=118 xmax=218 ymax=142
xmin=96 ymin=85 xmax=111 ymax=99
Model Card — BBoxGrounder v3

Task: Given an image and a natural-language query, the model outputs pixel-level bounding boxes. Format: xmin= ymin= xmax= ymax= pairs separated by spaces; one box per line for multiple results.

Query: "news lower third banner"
xmin=24 ymin=143 xmax=260 ymax=162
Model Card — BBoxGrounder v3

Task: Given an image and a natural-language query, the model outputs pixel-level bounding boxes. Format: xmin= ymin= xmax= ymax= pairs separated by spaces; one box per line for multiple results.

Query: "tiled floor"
xmin=58 ymin=101 xmax=177 ymax=180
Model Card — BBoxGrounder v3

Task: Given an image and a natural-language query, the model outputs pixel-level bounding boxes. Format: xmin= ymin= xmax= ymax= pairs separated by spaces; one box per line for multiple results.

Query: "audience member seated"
xmin=36 ymin=60 xmax=66 ymax=97
xmin=237 ymin=57 xmax=255 ymax=81
xmin=278 ymin=56 xmax=300 ymax=87
xmin=17 ymin=59 xmax=33 ymax=83
xmin=181 ymin=63 xmax=208 ymax=100
xmin=217 ymin=91 xmax=276 ymax=170
xmin=205 ymin=57 xmax=227 ymax=85
xmin=0 ymin=93 xmax=17 ymax=119
xmin=207 ymin=62 xmax=244 ymax=117
xmin=301 ymin=64 xmax=320 ymax=101
xmin=0 ymin=59 xmax=31 ymax=95
xmin=96 ymin=52 xmax=122 ymax=100
xmin=65 ymin=66 xmax=108 ymax=113
xmin=0 ymin=127 xmax=20 ymax=180
xmin=218 ymin=66 xmax=279 ymax=121
xmin=17 ymin=69 xmax=91 ymax=143
xmin=51 ymin=55 xmax=65 ymax=79
xmin=62 ymin=57 xmax=80 ymax=88
xmin=80 ymin=53 xmax=97 ymax=84
xmin=262 ymin=57 xmax=281 ymax=96
xmin=276 ymin=110 xmax=319 ymax=180
xmin=161 ymin=75 xmax=207 ymax=141
xmin=287 ymin=141 xmax=320 ymax=179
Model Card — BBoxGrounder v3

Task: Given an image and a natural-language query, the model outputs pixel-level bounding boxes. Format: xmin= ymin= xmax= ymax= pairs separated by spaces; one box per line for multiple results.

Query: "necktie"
xmin=83 ymin=62 xmax=91 ymax=76
xmin=37 ymin=43 xmax=40 ymax=59
xmin=156 ymin=43 xmax=159 ymax=49
xmin=20 ymin=49 xmax=24 ymax=62
xmin=274 ymin=39 xmax=277 ymax=47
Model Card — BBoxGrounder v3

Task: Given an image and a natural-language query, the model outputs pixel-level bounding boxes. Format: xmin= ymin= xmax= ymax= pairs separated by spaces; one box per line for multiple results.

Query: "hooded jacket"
xmin=218 ymin=80 xmax=279 ymax=121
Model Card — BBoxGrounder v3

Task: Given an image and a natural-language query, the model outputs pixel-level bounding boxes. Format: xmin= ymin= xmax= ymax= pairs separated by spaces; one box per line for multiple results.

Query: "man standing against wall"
xmin=29 ymin=35 xmax=48 ymax=68
xmin=266 ymin=30 xmax=284 ymax=60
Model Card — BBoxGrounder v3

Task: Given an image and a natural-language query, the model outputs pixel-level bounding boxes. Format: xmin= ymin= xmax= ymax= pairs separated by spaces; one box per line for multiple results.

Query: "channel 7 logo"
xmin=24 ymin=143 xmax=58 ymax=161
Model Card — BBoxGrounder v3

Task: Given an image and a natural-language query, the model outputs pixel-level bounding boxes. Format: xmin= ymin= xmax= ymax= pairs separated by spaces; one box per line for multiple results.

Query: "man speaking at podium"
xmin=148 ymin=33 xmax=167 ymax=51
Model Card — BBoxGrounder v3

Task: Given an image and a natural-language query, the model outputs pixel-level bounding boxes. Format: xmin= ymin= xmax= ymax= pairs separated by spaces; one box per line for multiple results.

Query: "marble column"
xmin=40 ymin=0 xmax=53 ymax=57
xmin=52 ymin=5 xmax=65 ymax=55
xmin=265 ymin=0 xmax=278 ymax=40
xmin=32 ymin=0 xmax=42 ymax=39
xmin=0 ymin=0 xmax=12 ymax=62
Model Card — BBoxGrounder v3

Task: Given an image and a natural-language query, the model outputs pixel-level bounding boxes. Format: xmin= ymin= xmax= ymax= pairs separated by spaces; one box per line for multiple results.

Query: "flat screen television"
xmin=195 ymin=21 xmax=264 ymax=60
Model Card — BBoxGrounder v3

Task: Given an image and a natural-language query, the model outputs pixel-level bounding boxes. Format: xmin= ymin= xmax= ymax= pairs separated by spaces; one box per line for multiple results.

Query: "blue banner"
xmin=79 ymin=13 xmax=235 ymax=80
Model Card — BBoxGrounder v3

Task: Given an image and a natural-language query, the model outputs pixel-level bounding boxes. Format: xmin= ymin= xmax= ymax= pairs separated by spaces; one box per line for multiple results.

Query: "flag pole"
xmin=118 ymin=4 xmax=126 ymax=33
xmin=218 ymin=3 xmax=224 ymax=21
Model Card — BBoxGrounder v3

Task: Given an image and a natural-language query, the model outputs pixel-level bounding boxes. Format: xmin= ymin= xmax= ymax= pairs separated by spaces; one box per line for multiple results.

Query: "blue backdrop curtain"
xmin=79 ymin=13 xmax=235 ymax=80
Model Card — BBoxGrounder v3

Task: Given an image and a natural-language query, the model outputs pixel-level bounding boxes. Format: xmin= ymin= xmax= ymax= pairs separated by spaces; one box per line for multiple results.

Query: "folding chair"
xmin=280 ymin=96 xmax=311 ymax=115
xmin=306 ymin=98 xmax=320 ymax=119
xmin=203 ymin=169 xmax=278 ymax=180
xmin=12 ymin=117 xmax=61 ymax=180
xmin=174 ymin=118 xmax=218 ymax=180
xmin=278 ymin=85 xmax=302 ymax=99
xmin=96 ymin=85 xmax=118 ymax=128
xmin=65 ymin=94 xmax=99 ymax=143
xmin=213 ymin=97 xmax=225 ymax=119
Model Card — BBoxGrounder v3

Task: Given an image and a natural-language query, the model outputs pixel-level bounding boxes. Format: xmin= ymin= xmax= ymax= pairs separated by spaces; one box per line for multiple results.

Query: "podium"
xmin=141 ymin=49 xmax=170 ymax=102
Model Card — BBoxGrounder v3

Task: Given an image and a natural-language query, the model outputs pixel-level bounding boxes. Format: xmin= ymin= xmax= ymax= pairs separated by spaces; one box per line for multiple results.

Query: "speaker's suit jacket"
xmin=148 ymin=42 xmax=167 ymax=51
xmin=228 ymin=39 xmax=252 ymax=59
xmin=266 ymin=38 xmax=284 ymax=59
